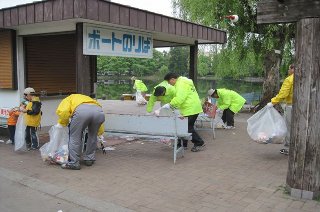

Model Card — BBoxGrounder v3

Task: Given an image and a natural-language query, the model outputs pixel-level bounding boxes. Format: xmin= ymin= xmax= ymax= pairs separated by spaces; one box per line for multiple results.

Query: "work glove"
xmin=161 ymin=103 xmax=171 ymax=110
xmin=98 ymin=135 xmax=106 ymax=143
xmin=216 ymin=109 xmax=223 ymax=114
xmin=266 ymin=102 xmax=273 ymax=108
xmin=154 ymin=109 xmax=161 ymax=116
xmin=55 ymin=123 xmax=63 ymax=128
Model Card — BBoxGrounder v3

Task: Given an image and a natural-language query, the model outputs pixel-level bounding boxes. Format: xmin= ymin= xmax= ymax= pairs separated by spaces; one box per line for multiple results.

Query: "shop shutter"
xmin=0 ymin=30 xmax=16 ymax=89
xmin=25 ymin=34 xmax=76 ymax=95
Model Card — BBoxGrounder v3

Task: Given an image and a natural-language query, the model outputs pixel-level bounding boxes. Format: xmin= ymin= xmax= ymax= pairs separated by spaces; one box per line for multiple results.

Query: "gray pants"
xmin=68 ymin=104 xmax=105 ymax=166
xmin=284 ymin=105 xmax=292 ymax=146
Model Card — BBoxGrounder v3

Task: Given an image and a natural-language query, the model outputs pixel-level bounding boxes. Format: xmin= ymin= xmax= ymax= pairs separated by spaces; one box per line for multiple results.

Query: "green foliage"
xmin=168 ymin=47 xmax=189 ymax=75
xmin=173 ymin=0 xmax=295 ymax=79
xmin=97 ymin=49 xmax=169 ymax=77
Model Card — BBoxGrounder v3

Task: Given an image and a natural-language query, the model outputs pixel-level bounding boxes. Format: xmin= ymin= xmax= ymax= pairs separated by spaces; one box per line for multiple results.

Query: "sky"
xmin=0 ymin=0 xmax=174 ymax=16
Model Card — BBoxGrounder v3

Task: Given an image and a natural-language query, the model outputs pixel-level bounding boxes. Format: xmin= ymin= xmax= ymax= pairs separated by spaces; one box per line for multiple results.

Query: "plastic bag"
xmin=53 ymin=144 xmax=68 ymax=164
xmin=135 ymin=91 xmax=147 ymax=105
xmin=40 ymin=125 xmax=69 ymax=163
xmin=203 ymin=101 xmax=216 ymax=118
xmin=14 ymin=114 xmax=27 ymax=151
xmin=247 ymin=106 xmax=287 ymax=144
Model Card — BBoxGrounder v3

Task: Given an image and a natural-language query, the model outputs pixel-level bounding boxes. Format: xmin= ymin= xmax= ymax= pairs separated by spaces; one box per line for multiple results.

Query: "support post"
xmin=286 ymin=18 xmax=320 ymax=200
xmin=76 ymin=23 xmax=96 ymax=95
xmin=189 ymin=41 xmax=198 ymax=87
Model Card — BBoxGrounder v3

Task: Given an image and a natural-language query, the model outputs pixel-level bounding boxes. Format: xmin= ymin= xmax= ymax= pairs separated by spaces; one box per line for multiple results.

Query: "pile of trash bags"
xmin=40 ymin=125 xmax=69 ymax=164
xmin=247 ymin=106 xmax=287 ymax=144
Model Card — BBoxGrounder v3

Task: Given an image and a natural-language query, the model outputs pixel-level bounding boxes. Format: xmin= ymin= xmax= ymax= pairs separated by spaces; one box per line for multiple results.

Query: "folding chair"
xmin=195 ymin=101 xmax=217 ymax=140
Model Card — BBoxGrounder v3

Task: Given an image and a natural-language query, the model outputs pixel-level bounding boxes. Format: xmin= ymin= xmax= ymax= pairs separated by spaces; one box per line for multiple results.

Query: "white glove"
xmin=216 ymin=109 xmax=223 ymax=114
xmin=98 ymin=135 xmax=106 ymax=143
xmin=55 ymin=123 xmax=63 ymax=128
xmin=154 ymin=109 xmax=161 ymax=116
xmin=266 ymin=102 xmax=273 ymax=108
xmin=161 ymin=103 xmax=171 ymax=109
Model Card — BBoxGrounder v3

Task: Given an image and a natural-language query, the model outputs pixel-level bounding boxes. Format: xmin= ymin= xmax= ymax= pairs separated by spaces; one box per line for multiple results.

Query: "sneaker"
xmin=6 ymin=139 xmax=12 ymax=144
xmin=61 ymin=164 xmax=81 ymax=170
xmin=31 ymin=146 xmax=39 ymax=150
xmin=83 ymin=160 xmax=94 ymax=166
xmin=225 ymin=126 xmax=235 ymax=130
xmin=191 ymin=144 xmax=206 ymax=152
xmin=280 ymin=149 xmax=289 ymax=155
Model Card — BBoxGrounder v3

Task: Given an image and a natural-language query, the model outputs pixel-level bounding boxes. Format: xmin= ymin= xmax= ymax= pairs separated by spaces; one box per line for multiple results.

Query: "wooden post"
xmin=287 ymin=18 xmax=320 ymax=200
xmin=76 ymin=22 xmax=95 ymax=95
xmin=189 ymin=41 xmax=198 ymax=87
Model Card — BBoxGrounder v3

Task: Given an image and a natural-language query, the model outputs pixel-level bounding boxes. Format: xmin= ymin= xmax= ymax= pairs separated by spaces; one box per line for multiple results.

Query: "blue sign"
xmin=83 ymin=24 xmax=153 ymax=58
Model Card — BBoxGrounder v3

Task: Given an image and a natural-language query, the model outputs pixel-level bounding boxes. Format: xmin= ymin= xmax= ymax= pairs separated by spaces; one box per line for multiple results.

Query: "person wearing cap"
xmin=131 ymin=76 xmax=148 ymax=95
xmin=267 ymin=64 xmax=294 ymax=155
xmin=131 ymin=76 xmax=148 ymax=105
xmin=146 ymin=81 xmax=176 ymax=114
xmin=56 ymin=94 xmax=105 ymax=170
xmin=208 ymin=88 xmax=245 ymax=129
xmin=20 ymin=87 xmax=42 ymax=150
xmin=160 ymin=72 xmax=205 ymax=152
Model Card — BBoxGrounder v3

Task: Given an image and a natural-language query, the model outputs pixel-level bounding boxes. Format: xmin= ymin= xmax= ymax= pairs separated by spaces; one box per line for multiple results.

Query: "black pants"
xmin=25 ymin=126 xmax=39 ymax=148
xmin=181 ymin=113 xmax=204 ymax=147
xmin=222 ymin=108 xmax=235 ymax=127
xmin=8 ymin=125 xmax=16 ymax=144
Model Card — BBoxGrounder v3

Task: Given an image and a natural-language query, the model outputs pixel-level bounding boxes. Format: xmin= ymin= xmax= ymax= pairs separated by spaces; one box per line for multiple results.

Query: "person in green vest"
xmin=208 ymin=88 xmax=246 ymax=129
xmin=131 ymin=76 xmax=148 ymax=105
xmin=156 ymin=73 xmax=204 ymax=152
xmin=146 ymin=81 xmax=176 ymax=114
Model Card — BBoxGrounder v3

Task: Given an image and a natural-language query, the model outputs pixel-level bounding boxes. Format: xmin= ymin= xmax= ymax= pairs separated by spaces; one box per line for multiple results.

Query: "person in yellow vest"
xmin=131 ymin=76 xmax=148 ymax=105
xmin=158 ymin=73 xmax=204 ymax=152
xmin=56 ymin=94 xmax=105 ymax=170
xmin=20 ymin=87 xmax=42 ymax=150
xmin=267 ymin=64 xmax=294 ymax=155
xmin=146 ymin=80 xmax=176 ymax=114
xmin=208 ymin=88 xmax=246 ymax=129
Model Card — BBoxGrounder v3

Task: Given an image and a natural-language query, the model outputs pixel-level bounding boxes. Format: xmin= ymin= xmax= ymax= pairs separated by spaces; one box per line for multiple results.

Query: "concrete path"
xmin=0 ymin=103 xmax=319 ymax=211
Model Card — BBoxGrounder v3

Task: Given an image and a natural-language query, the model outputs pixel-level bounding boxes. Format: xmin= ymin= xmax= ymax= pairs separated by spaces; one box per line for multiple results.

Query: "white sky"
xmin=0 ymin=0 xmax=173 ymax=16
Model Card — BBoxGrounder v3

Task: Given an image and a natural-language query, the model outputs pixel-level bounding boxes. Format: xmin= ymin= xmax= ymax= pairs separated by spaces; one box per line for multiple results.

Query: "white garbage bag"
xmin=40 ymin=125 xmax=69 ymax=163
xmin=14 ymin=114 xmax=27 ymax=151
xmin=135 ymin=91 xmax=147 ymax=105
xmin=247 ymin=106 xmax=287 ymax=144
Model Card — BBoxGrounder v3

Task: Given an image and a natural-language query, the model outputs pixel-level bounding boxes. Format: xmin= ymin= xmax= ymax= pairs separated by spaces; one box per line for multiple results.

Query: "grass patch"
xmin=275 ymin=185 xmax=290 ymax=195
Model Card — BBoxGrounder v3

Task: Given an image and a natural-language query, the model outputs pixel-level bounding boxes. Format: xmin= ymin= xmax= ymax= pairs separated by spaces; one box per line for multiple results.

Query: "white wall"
xmin=40 ymin=97 xmax=64 ymax=127
xmin=0 ymin=90 xmax=20 ymax=108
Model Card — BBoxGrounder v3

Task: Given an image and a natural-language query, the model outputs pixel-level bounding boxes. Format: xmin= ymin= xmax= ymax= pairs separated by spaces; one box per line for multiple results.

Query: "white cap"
xmin=131 ymin=76 xmax=136 ymax=81
xmin=24 ymin=87 xmax=35 ymax=95
xmin=207 ymin=89 xmax=216 ymax=96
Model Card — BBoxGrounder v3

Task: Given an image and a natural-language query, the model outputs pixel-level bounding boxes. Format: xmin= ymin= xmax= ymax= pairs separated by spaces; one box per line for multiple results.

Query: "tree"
xmin=168 ymin=47 xmax=189 ymax=75
xmin=173 ymin=0 xmax=295 ymax=108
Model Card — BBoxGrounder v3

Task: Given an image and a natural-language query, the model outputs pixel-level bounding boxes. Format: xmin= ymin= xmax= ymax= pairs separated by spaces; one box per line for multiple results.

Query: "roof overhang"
xmin=0 ymin=0 xmax=227 ymax=47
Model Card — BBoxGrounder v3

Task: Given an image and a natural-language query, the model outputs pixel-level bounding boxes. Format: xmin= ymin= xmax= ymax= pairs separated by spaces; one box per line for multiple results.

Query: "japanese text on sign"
xmin=83 ymin=24 xmax=153 ymax=58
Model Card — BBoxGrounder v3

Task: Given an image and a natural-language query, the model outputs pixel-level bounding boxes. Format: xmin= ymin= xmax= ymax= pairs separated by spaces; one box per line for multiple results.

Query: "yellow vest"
xmin=271 ymin=74 xmax=294 ymax=105
xmin=24 ymin=96 xmax=41 ymax=127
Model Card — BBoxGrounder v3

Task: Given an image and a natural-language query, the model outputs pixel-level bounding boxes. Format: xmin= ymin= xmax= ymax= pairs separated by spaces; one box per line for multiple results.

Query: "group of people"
xmin=7 ymin=87 xmax=42 ymax=150
xmin=6 ymin=64 xmax=294 ymax=170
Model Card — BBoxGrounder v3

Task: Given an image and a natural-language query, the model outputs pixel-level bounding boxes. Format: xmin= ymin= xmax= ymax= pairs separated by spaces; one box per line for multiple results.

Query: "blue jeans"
xmin=8 ymin=125 xmax=16 ymax=144
xmin=25 ymin=126 xmax=39 ymax=148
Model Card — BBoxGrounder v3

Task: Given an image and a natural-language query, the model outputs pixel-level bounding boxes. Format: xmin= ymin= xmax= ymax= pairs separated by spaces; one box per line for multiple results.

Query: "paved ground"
xmin=0 ymin=101 xmax=319 ymax=212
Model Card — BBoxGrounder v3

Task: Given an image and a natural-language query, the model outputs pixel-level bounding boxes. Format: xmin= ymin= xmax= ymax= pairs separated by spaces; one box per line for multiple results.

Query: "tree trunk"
xmin=286 ymin=18 xmax=320 ymax=199
xmin=254 ymin=50 xmax=281 ymax=112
